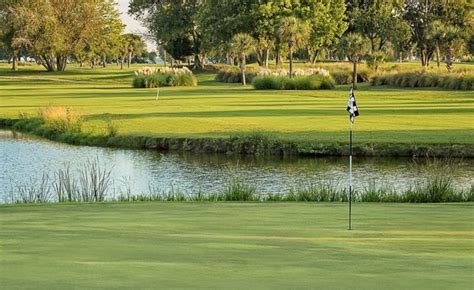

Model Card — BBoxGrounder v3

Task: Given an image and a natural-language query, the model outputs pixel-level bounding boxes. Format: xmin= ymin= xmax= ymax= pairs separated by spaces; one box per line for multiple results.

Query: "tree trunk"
xmin=164 ymin=50 xmax=167 ymax=67
xmin=120 ymin=57 xmax=124 ymax=70
xmin=240 ymin=53 xmax=246 ymax=86
xmin=127 ymin=52 xmax=132 ymax=68
xmin=399 ymin=51 xmax=403 ymax=63
xmin=435 ymin=44 xmax=440 ymax=68
xmin=352 ymin=60 xmax=357 ymax=89
xmin=275 ymin=46 xmax=281 ymax=67
xmin=289 ymin=45 xmax=293 ymax=78
xmin=445 ymin=46 xmax=454 ymax=72
xmin=193 ymin=54 xmax=204 ymax=70
xmin=102 ymin=53 xmax=106 ymax=68
xmin=264 ymin=48 xmax=269 ymax=68
xmin=12 ymin=51 xmax=18 ymax=71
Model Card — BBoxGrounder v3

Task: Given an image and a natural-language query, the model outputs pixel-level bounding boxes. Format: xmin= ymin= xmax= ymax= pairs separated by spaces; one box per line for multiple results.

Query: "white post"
xmin=348 ymin=120 xmax=353 ymax=230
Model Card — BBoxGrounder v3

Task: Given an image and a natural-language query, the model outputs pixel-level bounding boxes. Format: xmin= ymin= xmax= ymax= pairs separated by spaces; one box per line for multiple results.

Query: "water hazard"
xmin=1 ymin=130 xmax=472 ymax=202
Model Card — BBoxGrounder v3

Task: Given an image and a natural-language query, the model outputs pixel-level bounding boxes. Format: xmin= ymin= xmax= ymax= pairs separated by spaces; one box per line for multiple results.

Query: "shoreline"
xmin=1 ymin=118 xmax=473 ymax=158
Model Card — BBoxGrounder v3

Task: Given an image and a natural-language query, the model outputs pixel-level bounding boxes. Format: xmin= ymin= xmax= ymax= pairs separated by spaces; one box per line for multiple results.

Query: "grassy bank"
xmin=0 ymin=63 xmax=473 ymax=157
xmin=0 ymin=202 xmax=473 ymax=289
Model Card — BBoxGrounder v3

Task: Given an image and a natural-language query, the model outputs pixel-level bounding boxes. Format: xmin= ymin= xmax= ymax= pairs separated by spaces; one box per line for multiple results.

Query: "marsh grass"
xmin=6 ymin=157 xmax=472 ymax=204
xmin=38 ymin=106 xmax=82 ymax=134
xmin=9 ymin=173 xmax=52 ymax=203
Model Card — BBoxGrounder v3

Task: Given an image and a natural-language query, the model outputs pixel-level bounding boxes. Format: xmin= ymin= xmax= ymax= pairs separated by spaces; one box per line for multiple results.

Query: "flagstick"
xmin=348 ymin=119 xmax=353 ymax=230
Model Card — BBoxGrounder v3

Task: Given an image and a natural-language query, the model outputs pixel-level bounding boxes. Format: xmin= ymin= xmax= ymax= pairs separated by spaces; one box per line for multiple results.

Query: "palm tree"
xmin=277 ymin=17 xmax=310 ymax=78
xmin=338 ymin=33 xmax=367 ymax=89
xmin=230 ymin=33 xmax=256 ymax=85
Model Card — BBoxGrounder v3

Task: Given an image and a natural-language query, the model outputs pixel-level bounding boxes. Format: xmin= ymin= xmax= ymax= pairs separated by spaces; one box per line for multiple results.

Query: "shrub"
xmin=38 ymin=106 xmax=82 ymax=134
xmin=370 ymin=71 xmax=473 ymax=90
xmin=132 ymin=66 xmax=197 ymax=88
xmin=214 ymin=67 xmax=258 ymax=83
xmin=252 ymin=75 xmax=335 ymax=90
xmin=330 ymin=70 xmax=352 ymax=85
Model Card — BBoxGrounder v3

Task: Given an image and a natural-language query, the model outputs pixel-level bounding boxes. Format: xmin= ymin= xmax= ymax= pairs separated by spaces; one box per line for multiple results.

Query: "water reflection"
xmin=1 ymin=130 xmax=472 ymax=201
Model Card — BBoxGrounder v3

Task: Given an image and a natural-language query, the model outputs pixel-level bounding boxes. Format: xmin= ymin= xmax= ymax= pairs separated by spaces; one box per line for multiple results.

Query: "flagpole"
xmin=348 ymin=119 xmax=353 ymax=230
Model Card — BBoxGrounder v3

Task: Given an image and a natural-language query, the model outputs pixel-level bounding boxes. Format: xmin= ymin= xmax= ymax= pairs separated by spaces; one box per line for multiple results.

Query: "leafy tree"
xmin=403 ymin=0 xmax=471 ymax=67
xmin=129 ymin=0 xmax=205 ymax=69
xmin=389 ymin=19 xmax=413 ymax=62
xmin=4 ymin=0 xmax=122 ymax=72
xmin=118 ymin=33 xmax=145 ymax=69
xmin=301 ymin=0 xmax=347 ymax=63
xmin=338 ymin=32 xmax=367 ymax=88
xmin=230 ymin=33 xmax=256 ymax=85
xmin=277 ymin=17 xmax=310 ymax=77
xmin=0 ymin=0 xmax=22 ymax=70
xmin=349 ymin=0 xmax=402 ymax=53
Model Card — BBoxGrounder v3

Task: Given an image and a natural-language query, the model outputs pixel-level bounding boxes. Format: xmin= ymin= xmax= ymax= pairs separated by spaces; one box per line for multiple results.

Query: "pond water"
xmin=1 ymin=130 xmax=473 ymax=202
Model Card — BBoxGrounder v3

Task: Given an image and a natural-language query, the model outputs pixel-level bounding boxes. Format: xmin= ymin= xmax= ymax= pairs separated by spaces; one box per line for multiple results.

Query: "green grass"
xmin=0 ymin=202 xmax=472 ymax=289
xmin=0 ymin=63 xmax=473 ymax=145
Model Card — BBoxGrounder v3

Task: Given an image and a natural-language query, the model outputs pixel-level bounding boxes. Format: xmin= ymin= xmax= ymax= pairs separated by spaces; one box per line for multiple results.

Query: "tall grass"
xmin=38 ymin=106 xmax=82 ymax=134
xmin=252 ymin=75 xmax=335 ymax=90
xmin=371 ymin=71 xmax=474 ymax=90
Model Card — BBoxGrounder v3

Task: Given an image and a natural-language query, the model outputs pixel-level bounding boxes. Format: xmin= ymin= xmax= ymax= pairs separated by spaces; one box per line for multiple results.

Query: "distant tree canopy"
xmin=0 ymin=0 xmax=146 ymax=72
xmin=1 ymin=0 xmax=472 ymax=72
xmin=131 ymin=0 xmax=472 ymax=69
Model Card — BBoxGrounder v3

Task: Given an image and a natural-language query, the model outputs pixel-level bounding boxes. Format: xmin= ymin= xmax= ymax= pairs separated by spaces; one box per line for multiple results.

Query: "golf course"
xmin=1 ymin=203 xmax=473 ymax=290
xmin=0 ymin=64 xmax=473 ymax=152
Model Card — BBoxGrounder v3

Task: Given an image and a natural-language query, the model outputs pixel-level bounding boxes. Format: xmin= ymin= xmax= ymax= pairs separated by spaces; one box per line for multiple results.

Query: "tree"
xmin=118 ymin=33 xmax=145 ymax=69
xmin=338 ymin=33 xmax=367 ymax=89
xmin=277 ymin=17 xmax=310 ymax=77
xmin=403 ymin=0 xmax=471 ymax=67
xmin=302 ymin=0 xmax=347 ymax=63
xmin=0 ymin=0 xmax=22 ymax=71
xmin=349 ymin=0 xmax=402 ymax=53
xmin=129 ymin=0 xmax=205 ymax=69
xmin=230 ymin=33 xmax=256 ymax=85
xmin=389 ymin=19 xmax=413 ymax=62
xmin=4 ymin=0 xmax=123 ymax=72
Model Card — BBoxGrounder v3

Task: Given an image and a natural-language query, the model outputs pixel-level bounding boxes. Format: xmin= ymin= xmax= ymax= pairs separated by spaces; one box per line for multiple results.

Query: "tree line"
xmin=0 ymin=0 xmax=146 ymax=72
xmin=130 ymin=0 xmax=472 ymax=71
xmin=1 ymin=0 xmax=473 ymax=73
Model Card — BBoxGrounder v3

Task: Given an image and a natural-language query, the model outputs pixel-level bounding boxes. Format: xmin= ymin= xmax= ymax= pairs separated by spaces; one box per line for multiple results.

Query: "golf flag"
xmin=346 ymin=87 xmax=359 ymax=123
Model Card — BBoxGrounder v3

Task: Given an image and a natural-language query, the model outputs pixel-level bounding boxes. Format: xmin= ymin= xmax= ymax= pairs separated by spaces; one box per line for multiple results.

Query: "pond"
xmin=1 ymin=130 xmax=473 ymax=202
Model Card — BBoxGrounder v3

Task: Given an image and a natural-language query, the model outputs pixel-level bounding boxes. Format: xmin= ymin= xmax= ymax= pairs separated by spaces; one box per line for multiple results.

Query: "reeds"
xmin=6 ymin=158 xmax=472 ymax=204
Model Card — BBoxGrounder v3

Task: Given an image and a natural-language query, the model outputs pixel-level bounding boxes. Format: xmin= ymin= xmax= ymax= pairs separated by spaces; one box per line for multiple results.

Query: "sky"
xmin=116 ymin=0 xmax=155 ymax=50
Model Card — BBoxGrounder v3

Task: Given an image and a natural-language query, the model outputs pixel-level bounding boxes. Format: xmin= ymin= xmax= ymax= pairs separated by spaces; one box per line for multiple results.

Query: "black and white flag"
xmin=346 ymin=87 xmax=359 ymax=123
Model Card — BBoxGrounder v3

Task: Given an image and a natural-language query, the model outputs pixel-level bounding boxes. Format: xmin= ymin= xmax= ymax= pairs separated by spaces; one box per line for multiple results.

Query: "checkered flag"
xmin=346 ymin=87 xmax=359 ymax=123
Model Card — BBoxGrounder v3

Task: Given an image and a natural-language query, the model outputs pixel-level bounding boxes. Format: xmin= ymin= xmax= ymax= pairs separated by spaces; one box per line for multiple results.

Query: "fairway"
xmin=0 ymin=203 xmax=472 ymax=289
xmin=0 ymin=64 xmax=473 ymax=145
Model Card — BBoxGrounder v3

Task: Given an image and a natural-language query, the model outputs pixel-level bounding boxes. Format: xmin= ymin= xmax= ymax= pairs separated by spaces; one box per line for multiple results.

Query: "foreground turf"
xmin=0 ymin=202 xmax=472 ymax=289
xmin=0 ymin=64 xmax=473 ymax=145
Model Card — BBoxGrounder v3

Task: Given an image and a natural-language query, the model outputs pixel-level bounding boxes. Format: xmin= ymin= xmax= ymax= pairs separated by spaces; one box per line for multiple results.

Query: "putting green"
xmin=0 ymin=203 xmax=472 ymax=289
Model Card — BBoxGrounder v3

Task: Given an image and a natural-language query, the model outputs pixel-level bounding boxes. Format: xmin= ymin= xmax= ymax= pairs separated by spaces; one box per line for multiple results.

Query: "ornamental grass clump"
xmin=370 ymin=71 xmax=473 ymax=90
xmin=38 ymin=106 xmax=82 ymax=134
xmin=252 ymin=74 xmax=335 ymax=90
xmin=133 ymin=66 xmax=197 ymax=88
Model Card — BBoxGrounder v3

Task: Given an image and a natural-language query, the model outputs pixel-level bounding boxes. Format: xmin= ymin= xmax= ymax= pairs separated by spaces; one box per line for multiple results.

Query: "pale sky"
xmin=116 ymin=0 xmax=155 ymax=50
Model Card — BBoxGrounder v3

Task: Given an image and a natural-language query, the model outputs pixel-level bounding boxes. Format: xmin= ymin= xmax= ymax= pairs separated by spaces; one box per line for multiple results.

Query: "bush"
xmin=252 ymin=75 xmax=335 ymax=90
xmin=215 ymin=67 xmax=258 ymax=83
xmin=38 ymin=106 xmax=82 ymax=134
xmin=330 ymin=70 xmax=352 ymax=85
xmin=132 ymin=67 xmax=197 ymax=88
xmin=370 ymin=71 xmax=473 ymax=90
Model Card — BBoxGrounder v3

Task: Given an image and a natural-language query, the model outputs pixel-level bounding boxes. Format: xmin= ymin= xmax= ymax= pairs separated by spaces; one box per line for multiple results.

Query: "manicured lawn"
xmin=0 ymin=64 xmax=473 ymax=144
xmin=0 ymin=202 xmax=472 ymax=289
